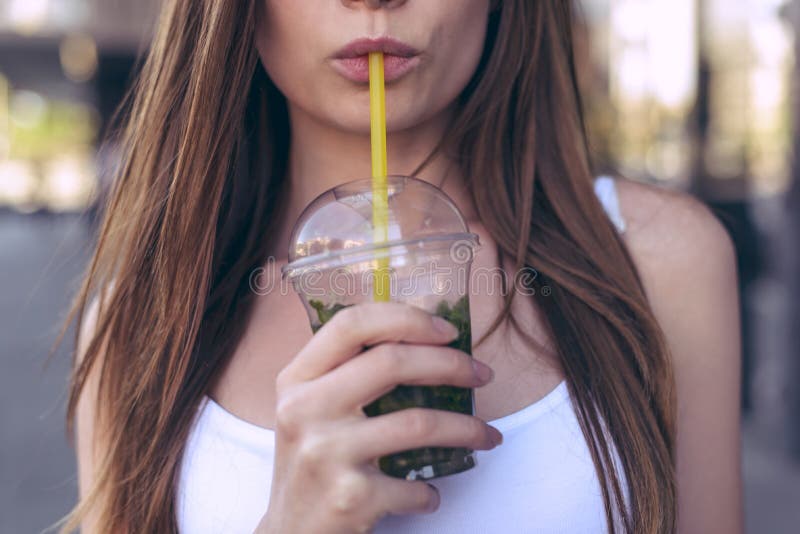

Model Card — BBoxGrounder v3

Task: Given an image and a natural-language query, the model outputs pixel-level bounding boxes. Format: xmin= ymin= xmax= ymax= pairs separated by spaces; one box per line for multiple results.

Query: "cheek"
xmin=417 ymin=9 xmax=489 ymax=112
xmin=257 ymin=2 xmax=370 ymax=131
xmin=256 ymin=2 xmax=320 ymax=102
xmin=389 ymin=6 xmax=488 ymax=129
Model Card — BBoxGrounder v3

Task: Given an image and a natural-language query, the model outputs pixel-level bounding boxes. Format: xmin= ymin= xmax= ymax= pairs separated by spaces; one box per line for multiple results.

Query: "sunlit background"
xmin=1 ymin=1 xmax=798 ymax=533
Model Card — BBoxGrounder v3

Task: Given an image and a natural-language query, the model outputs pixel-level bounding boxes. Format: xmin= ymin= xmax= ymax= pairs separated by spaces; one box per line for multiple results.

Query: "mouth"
xmin=330 ymin=36 xmax=422 ymax=84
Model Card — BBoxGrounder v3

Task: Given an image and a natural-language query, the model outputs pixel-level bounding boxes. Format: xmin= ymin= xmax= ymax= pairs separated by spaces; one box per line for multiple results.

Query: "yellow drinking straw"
xmin=369 ymin=52 xmax=390 ymax=302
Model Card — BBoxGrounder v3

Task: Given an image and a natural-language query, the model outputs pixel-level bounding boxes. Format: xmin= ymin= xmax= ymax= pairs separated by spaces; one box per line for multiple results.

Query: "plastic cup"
xmin=281 ymin=175 xmax=480 ymax=480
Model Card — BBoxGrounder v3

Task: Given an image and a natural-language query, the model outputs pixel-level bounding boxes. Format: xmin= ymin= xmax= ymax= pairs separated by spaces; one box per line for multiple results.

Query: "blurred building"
xmin=0 ymin=0 xmax=159 ymax=213
xmin=580 ymin=0 xmax=799 ymax=459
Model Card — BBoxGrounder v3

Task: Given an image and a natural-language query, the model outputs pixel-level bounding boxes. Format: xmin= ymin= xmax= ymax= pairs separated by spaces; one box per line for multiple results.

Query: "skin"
xmin=76 ymin=1 xmax=743 ymax=532
xmin=254 ymin=0 xmax=491 ymax=250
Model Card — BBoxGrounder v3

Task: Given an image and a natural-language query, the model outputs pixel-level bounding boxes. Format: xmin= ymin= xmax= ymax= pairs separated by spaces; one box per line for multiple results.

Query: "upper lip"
xmin=332 ymin=37 xmax=420 ymax=59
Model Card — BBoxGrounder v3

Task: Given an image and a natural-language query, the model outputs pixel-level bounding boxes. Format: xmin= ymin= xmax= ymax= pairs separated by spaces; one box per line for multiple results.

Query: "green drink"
xmin=309 ymin=296 xmax=475 ymax=480
xmin=282 ymin=176 xmax=480 ymax=481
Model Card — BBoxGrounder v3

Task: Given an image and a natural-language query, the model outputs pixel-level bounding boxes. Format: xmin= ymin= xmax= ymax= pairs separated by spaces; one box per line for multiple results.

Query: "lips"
xmin=333 ymin=37 xmax=420 ymax=59
xmin=330 ymin=37 xmax=422 ymax=84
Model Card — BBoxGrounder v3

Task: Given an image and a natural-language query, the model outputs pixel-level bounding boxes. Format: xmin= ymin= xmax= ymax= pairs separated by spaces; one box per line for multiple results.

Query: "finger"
xmin=283 ymin=302 xmax=460 ymax=384
xmin=341 ymin=408 xmax=502 ymax=464
xmin=307 ymin=344 xmax=492 ymax=416
xmin=368 ymin=471 xmax=441 ymax=517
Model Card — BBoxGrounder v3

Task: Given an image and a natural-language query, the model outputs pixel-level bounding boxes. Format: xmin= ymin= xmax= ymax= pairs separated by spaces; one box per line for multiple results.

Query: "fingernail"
xmin=472 ymin=360 xmax=494 ymax=383
xmin=488 ymin=425 xmax=504 ymax=447
xmin=432 ymin=316 xmax=458 ymax=338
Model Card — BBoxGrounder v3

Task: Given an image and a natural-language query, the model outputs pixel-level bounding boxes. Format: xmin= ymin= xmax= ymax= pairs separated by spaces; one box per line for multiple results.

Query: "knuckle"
xmin=336 ymin=304 xmax=364 ymax=330
xmin=329 ymin=471 xmax=371 ymax=516
xmin=274 ymin=369 xmax=292 ymax=395
xmin=275 ymin=390 xmax=305 ymax=438
xmin=442 ymin=348 xmax=465 ymax=377
xmin=404 ymin=409 xmax=437 ymax=439
xmin=376 ymin=343 xmax=404 ymax=374
xmin=397 ymin=305 xmax=420 ymax=337
xmin=297 ymin=431 xmax=332 ymax=467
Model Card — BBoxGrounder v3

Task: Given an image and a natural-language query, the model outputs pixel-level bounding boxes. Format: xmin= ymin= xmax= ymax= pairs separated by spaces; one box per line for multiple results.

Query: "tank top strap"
xmin=593 ymin=175 xmax=627 ymax=234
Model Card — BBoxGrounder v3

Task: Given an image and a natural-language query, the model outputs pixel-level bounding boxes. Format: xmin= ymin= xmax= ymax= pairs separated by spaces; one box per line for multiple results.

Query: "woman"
xmin=62 ymin=1 xmax=743 ymax=533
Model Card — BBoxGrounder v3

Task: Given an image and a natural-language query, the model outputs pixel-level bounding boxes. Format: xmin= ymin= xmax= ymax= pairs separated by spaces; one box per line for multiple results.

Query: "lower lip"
xmin=331 ymin=54 xmax=421 ymax=84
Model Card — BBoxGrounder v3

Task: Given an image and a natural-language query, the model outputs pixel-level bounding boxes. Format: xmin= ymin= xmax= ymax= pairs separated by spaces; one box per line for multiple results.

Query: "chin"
xmin=324 ymin=107 xmax=431 ymax=136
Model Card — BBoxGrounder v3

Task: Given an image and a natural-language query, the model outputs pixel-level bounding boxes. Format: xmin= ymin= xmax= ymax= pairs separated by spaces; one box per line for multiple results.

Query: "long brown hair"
xmin=60 ymin=1 xmax=676 ymax=532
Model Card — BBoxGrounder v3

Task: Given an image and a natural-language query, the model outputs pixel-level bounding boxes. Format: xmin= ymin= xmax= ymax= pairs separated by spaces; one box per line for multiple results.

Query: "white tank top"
xmin=176 ymin=176 xmax=627 ymax=533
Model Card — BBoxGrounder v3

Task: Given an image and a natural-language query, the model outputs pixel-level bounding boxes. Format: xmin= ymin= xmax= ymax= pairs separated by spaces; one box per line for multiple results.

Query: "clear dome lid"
xmin=281 ymin=175 xmax=479 ymax=279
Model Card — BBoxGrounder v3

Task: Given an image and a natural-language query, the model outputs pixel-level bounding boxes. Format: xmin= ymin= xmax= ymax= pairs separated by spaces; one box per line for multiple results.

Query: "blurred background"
xmin=0 ymin=0 xmax=798 ymax=532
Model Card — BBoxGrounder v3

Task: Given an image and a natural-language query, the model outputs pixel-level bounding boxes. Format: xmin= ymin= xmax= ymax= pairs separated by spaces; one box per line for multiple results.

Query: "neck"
xmin=268 ymin=102 xmax=477 ymax=260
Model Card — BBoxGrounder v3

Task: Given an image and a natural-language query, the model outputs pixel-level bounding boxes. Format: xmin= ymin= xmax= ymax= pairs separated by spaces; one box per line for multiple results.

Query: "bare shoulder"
xmin=612 ymin=177 xmax=743 ymax=532
xmin=612 ymin=177 xmax=735 ymax=277
xmin=611 ymin=176 xmax=739 ymax=364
